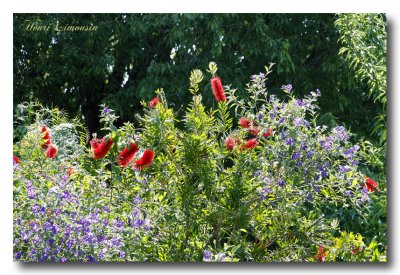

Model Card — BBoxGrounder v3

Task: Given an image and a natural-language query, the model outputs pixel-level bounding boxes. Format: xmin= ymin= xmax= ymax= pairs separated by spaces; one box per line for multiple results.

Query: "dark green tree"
xmin=13 ymin=13 xmax=386 ymax=145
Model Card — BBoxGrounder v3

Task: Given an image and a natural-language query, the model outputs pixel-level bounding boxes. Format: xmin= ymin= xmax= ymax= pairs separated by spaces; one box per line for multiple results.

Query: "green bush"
xmin=13 ymin=63 xmax=386 ymax=262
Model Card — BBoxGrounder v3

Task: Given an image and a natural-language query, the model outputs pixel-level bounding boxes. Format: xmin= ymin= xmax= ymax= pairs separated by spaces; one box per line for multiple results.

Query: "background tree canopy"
xmin=13 ymin=13 xmax=386 ymax=146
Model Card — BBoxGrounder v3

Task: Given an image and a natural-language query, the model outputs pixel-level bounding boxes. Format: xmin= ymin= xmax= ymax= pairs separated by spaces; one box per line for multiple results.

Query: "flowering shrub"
xmin=13 ymin=62 xmax=386 ymax=262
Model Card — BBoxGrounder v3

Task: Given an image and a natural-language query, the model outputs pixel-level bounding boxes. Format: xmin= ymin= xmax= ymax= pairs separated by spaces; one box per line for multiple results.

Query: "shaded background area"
xmin=13 ymin=13 xmax=386 ymax=145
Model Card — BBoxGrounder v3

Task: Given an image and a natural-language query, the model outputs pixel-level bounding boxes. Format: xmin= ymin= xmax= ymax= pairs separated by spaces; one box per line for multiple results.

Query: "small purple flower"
xmin=43 ymin=222 xmax=53 ymax=232
xmin=346 ymin=190 xmax=353 ymax=197
xmin=270 ymin=113 xmax=276 ymax=119
xmin=59 ymin=257 xmax=67 ymax=262
xmin=133 ymin=207 xmax=140 ymax=217
xmin=30 ymin=221 xmax=40 ymax=232
xmin=323 ymin=138 xmax=333 ymax=151
xmin=360 ymin=186 xmax=370 ymax=202
xmin=62 ymin=190 xmax=72 ymax=202
xmin=144 ymin=218 xmax=151 ymax=231
xmin=119 ymin=251 xmax=126 ymax=258
xmin=203 ymin=250 xmax=212 ymax=260
xmin=278 ymin=117 xmax=285 ymax=124
xmin=103 ymin=106 xmax=111 ymax=115
xmin=216 ymin=253 xmax=226 ymax=262
xmin=98 ymin=248 xmax=107 ymax=259
xmin=66 ymin=239 xmax=74 ymax=250
xmin=15 ymin=252 xmax=22 ymax=260
xmin=87 ymin=255 xmax=96 ymax=262
xmin=258 ymin=113 xmax=264 ymax=121
xmin=361 ymin=186 xmax=369 ymax=195
xmin=54 ymin=209 xmax=61 ymax=217
xmin=333 ymin=126 xmax=349 ymax=141
xmin=296 ymin=99 xmax=304 ymax=107
xmin=134 ymin=196 xmax=142 ymax=204
xmin=293 ymin=117 xmax=303 ymax=127
xmin=344 ymin=148 xmax=354 ymax=159
xmin=321 ymin=169 xmax=328 ymax=179
xmin=316 ymin=89 xmax=321 ymax=96
xmin=307 ymin=151 xmax=314 ymax=159
xmin=103 ymin=205 xmax=110 ymax=213
xmin=103 ymin=218 xmax=109 ymax=227
xmin=60 ymin=175 xmax=69 ymax=185
xmin=282 ymin=84 xmax=293 ymax=92
xmin=113 ymin=219 xmax=125 ymax=228
xmin=26 ymin=180 xmax=35 ymax=199
xmin=251 ymin=72 xmax=266 ymax=81
xmin=257 ymin=187 xmax=271 ymax=201
xmin=306 ymin=193 xmax=313 ymax=202
xmin=338 ymin=165 xmax=351 ymax=174
xmin=286 ymin=138 xmax=294 ymax=146
xmin=277 ymin=180 xmax=286 ymax=187
xmin=292 ymin=151 xmax=301 ymax=160
xmin=134 ymin=219 xmax=145 ymax=227
xmin=111 ymin=237 xmax=122 ymax=247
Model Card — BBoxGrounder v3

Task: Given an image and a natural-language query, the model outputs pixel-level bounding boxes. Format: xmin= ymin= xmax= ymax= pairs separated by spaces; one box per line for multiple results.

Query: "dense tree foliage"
xmin=335 ymin=13 xmax=387 ymax=145
xmin=13 ymin=13 xmax=386 ymax=145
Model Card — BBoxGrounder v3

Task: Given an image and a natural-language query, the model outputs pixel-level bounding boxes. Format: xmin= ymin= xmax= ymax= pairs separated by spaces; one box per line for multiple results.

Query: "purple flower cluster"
xmin=251 ymin=87 xmax=368 ymax=213
xmin=13 ymin=170 xmax=153 ymax=262
xmin=25 ymin=180 xmax=35 ymax=199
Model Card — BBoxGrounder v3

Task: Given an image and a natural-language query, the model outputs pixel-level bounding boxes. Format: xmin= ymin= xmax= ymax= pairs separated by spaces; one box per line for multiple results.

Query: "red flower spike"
xmin=365 ymin=177 xmax=378 ymax=193
xmin=210 ymin=76 xmax=227 ymax=102
xmin=245 ymin=138 xmax=259 ymax=150
xmin=41 ymin=126 xmax=51 ymax=148
xmin=225 ymin=137 xmax=236 ymax=151
xmin=314 ymin=246 xmax=326 ymax=262
xmin=263 ymin=128 xmax=274 ymax=138
xmin=117 ymin=143 xmax=139 ymax=167
xmin=13 ymin=155 xmax=20 ymax=164
xmin=249 ymin=126 xmax=261 ymax=136
xmin=239 ymin=117 xmax=252 ymax=128
xmin=45 ymin=144 xmax=58 ymax=158
xmin=90 ymin=137 xmax=114 ymax=159
xmin=149 ymin=96 xmax=159 ymax=108
xmin=133 ymin=149 xmax=155 ymax=170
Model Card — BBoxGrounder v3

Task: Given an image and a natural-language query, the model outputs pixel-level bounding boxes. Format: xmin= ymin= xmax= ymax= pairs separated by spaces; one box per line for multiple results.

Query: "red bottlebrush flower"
xmin=245 ymin=138 xmax=259 ymax=150
xmin=133 ymin=149 xmax=155 ymax=170
xmin=117 ymin=143 xmax=139 ymax=167
xmin=364 ymin=177 xmax=378 ymax=192
xmin=249 ymin=126 xmax=261 ymax=136
xmin=41 ymin=126 xmax=51 ymax=148
xmin=210 ymin=76 xmax=227 ymax=102
xmin=149 ymin=96 xmax=159 ymax=108
xmin=239 ymin=117 xmax=253 ymax=128
xmin=314 ymin=246 xmax=326 ymax=262
xmin=90 ymin=137 xmax=114 ymax=159
xmin=13 ymin=155 xmax=20 ymax=164
xmin=262 ymin=128 xmax=274 ymax=138
xmin=45 ymin=144 xmax=58 ymax=158
xmin=225 ymin=137 xmax=236 ymax=151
